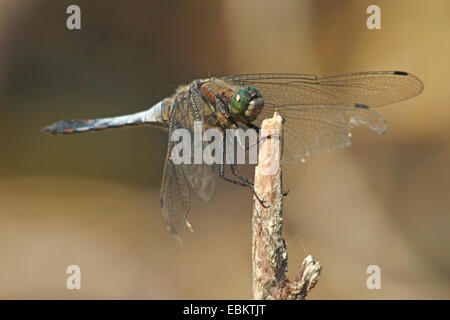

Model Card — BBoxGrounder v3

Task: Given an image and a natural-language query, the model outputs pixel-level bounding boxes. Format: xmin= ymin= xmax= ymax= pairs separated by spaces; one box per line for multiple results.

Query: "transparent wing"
xmin=160 ymin=155 xmax=190 ymax=235
xmin=221 ymin=71 xmax=423 ymax=108
xmin=222 ymin=71 xmax=422 ymax=162
xmin=256 ymin=104 xmax=387 ymax=162
xmin=173 ymin=86 xmax=216 ymax=202
xmin=182 ymin=163 xmax=216 ymax=202
xmin=159 ymin=85 xmax=216 ymax=235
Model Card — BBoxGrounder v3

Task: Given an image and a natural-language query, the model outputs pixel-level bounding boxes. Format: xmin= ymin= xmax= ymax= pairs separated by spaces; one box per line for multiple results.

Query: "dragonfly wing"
xmin=160 ymin=84 xmax=212 ymax=235
xmin=160 ymin=162 xmax=215 ymax=235
xmin=222 ymin=71 xmax=423 ymax=108
xmin=256 ymin=103 xmax=387 ymax=162
xmin=160 ymin=154 xmax=190 ymax=236
xmin=222 ymin=71 xmax=422 ymax=162
xmin=182 ymin=163 xmax=216 ymax=202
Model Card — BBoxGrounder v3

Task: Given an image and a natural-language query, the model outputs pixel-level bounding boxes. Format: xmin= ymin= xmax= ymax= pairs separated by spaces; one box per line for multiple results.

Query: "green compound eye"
xmin=230 ymin=88 xmax=251 ymax=115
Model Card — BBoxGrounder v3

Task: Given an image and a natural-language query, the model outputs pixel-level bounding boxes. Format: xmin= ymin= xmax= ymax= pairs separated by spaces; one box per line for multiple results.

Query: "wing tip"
xmin=393 ymin=70 xmax=424 ymax=93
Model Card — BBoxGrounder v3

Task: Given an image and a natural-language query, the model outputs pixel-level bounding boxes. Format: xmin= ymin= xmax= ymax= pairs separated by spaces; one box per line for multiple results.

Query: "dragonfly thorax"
xmin=230 ymin=86 xmax=264 ymax=123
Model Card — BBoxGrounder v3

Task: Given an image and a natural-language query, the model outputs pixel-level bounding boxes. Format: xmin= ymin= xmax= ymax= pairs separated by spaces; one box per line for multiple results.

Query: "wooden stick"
xmin=252 ymin=112 xmax=322 ymax=300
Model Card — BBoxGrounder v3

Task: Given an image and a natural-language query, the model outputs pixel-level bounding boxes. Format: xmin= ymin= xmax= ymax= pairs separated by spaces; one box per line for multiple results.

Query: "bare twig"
xmin=252 ymin=112 xmax=322 ymax=300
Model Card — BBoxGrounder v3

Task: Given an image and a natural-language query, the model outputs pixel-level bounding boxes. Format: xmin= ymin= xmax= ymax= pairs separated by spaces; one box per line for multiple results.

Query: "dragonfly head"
xmin=230 ymin=86 xmax=264 ymax=122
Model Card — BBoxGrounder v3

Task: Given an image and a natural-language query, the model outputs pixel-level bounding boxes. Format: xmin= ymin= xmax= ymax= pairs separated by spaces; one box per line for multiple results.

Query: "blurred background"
xmin=0 ymin=0 xmax=448 ymax=299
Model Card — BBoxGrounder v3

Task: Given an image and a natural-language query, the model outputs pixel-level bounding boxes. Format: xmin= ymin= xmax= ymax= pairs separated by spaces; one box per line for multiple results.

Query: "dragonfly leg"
xmin=218 ymin=163 xmax=251 ymax=188
xmin=219 ymin=128 xmax=251 ymax=189
xmin=230 ymin=163 xmax=253 ymax=185
xmin=219 ymin=126 xmax=268 ymax=206
xmin=244 ymin=123 xmax=260 ymax=151
xmin=230 ymin=164 xmax=269 ymax=208
xmin=218 ymin=163 xmax=269 ymax=208
xmin=245 ymin=122 xmax=283 ymax=152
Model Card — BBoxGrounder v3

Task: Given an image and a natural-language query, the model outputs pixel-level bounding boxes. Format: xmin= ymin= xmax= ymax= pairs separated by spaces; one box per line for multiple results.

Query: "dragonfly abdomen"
xmin=43 ymin=117 xmax=144 ymax=134
xmin=43 ymin=100 xmax=170 ymax=134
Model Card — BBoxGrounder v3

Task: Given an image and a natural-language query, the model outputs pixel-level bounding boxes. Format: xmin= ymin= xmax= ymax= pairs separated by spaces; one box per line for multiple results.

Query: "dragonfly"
xmin=43 ymin=71 xmax=423 ymax=236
